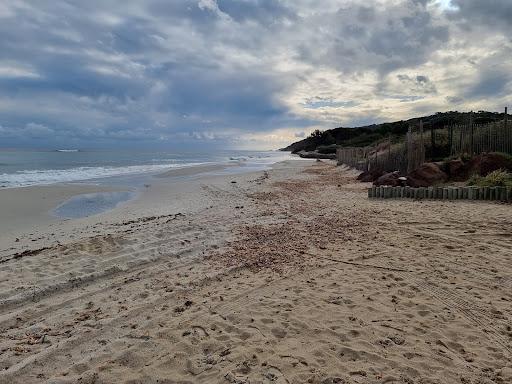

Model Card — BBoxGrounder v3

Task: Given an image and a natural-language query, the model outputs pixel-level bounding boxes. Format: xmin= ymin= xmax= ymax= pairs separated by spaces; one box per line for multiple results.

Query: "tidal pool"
xmin=53 ymin=191 xmax=135 ymax=219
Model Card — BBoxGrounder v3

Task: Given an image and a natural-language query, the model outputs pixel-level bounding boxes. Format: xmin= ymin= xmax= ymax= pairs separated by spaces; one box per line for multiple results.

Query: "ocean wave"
xmin=0 ymin=163 xmax=201 ymax=188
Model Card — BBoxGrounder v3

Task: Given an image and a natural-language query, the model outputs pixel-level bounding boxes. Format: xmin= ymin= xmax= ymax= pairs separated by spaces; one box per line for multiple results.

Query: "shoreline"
xmin=0 ymin=159 xmax=307 ymax=258
xmin=155 ymin=161 xmax=240 ymax=178
xmin=1 ymin=159 xmax=511 ymax=383
xmin=0 ymin=158 xmax=300 ymax=251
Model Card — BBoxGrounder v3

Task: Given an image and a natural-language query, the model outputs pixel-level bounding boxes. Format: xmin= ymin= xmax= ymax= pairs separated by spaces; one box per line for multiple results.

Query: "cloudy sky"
xmin=0 ymin=0 xmax=510 ymax=149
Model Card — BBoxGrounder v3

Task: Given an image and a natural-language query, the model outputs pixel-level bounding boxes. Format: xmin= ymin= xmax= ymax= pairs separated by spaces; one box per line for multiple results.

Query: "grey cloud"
xmin=295 ymin=1 xmax=449 ymax=75
xmin=0 ymin=0 xmax=510 ymax=148
xmin=466 ymin=69 xmax=511 ymax=99
xmin=217 ymin=0 xmax=296 ymax=24
xmin=446 ymin=96 xmax=464 ymax=104
xmin=449 ymin=0 xmax=512 ymax=31
xmin=396 ymin=74 xmax=437 ymax=94
xmin=463 ymin=48 xmax=512 ymax=100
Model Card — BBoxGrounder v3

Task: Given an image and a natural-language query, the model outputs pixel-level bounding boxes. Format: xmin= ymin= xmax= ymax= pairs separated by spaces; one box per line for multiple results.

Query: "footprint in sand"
xmin=271 ymin=327 xmax=287 ymax=339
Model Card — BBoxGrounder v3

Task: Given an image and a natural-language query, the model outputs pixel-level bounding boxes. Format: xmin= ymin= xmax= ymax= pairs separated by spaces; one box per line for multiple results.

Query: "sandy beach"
xmin=1 ymin=160 xmax=512 ymax=384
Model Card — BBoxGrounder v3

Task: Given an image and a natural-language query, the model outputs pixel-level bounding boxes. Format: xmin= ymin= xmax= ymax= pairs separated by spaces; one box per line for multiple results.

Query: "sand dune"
xmin=1 ymin=161 xmax=511 ymax=383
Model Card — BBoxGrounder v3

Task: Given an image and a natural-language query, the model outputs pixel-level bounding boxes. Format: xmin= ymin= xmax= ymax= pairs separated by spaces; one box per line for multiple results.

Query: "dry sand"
xmin=1 ymin=160 xmax=511 ymax=384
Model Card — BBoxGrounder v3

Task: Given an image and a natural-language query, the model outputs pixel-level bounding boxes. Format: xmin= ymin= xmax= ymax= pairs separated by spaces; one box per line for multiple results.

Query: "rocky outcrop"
xmin=443 ymin=153 xmax=512 ymax=181
xmin=357 ymin=170 xmax=384 ymax=183
xmin=407 ymin=163 xmax=448 ymax=187
xmin=446 ymin=159 xmax=465 ymax=180
xmin=373 ymin=163 xmax=447 ymax=187
xmin=296 ymin=150 xmax=336 ymax=160
xmin=465 ymin=153 xmax=512 ymax=177
xmin=374 ymin=171 xmax=401 ymax=187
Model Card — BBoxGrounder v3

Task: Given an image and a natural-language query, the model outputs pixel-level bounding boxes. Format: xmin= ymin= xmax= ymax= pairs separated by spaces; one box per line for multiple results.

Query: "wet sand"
xmin=1 ymin=160 xmax=512 ymax=383
xmin=156 ymin=162 xmax=240 ymax=178
xmin=0 ymin=184 xmax=124 ymax=247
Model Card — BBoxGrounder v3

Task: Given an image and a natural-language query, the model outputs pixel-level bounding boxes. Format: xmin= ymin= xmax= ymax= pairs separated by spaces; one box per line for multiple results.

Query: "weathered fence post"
xmin=430 ymin=123 xmax=435 ymax=158
xmin=505 ymin=107 xmax=508 ymax=131
xmin=449 ymin=124 xmax=454 ymax=156
xmin=388 ymin=135 xmax=392 ymax=167
xmin=505 ymin=107 xmax=509 ymax=154
xmin=470 ymin=111 xmax=474 ymax=156
xmin=407 ymin=126 xmax=413 ymax=174
xmin=419 ymin=120 xmax=425 ymax=165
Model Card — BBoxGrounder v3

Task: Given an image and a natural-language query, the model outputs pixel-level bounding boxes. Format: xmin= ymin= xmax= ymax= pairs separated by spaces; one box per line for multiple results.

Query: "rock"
xmin=448 ymin=153 xmax=512 ymax=181
xmin=297 ymin=150 xmax=336 ymax=160
xmin=407 ymin=163 xmax=448 ymax=187
xmin=467 ymin=153 xmax=512 ymax=176
xmin=374 ymin=171 xmax=401 ymax=187
xmin=446 ymin=159 xmax=465 ymax=180
xmin=357 ymin=170 xmax=384 ymax=182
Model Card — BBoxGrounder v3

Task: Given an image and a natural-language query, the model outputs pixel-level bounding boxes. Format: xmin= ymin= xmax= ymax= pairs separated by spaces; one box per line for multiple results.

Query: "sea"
xmin=0 ymin=149 xmax=294 ymax=218
xmin=0 ymin=149 xmax=293 ymax=189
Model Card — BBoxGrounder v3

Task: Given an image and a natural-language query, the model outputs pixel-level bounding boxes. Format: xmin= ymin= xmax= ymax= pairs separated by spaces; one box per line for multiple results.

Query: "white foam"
xmin=0 ymin=163 xmax=200 ymax=188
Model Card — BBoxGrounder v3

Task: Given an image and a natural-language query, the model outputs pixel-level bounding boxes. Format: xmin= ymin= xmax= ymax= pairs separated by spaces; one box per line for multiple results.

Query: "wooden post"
xmin=449 ymin=124 xmax=453 ymax=156
xmin=505 ymin=107 xmax=509 ymax=154
xmin=407 ymin=126 xmax=412 ymax=174
xmin=470 ymin=112 xmax=474 ymax=156
xmin=388 ymin=135 xmax=392 ymax=171
xmin=505 ymin=107 xmax=508 ymax=131
xmin=430 ymin=123 xmax=435 ymax=159
xmin=419 ymin=120 xmax=425 ymax=165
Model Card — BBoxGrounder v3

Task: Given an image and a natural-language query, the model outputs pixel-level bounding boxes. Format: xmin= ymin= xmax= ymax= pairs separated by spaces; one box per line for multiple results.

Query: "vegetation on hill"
xmin=281 ymin=111 xmax=507 ymax=153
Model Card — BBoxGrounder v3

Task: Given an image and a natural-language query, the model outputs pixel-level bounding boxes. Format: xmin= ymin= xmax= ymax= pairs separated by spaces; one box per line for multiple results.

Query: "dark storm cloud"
xmin=465 ymin=68 xmax=512 ymax=99
xmin=294 ymin=1 xmax=449 ymax=75
xmin=0 ymin=0 xmax=510 ymax=148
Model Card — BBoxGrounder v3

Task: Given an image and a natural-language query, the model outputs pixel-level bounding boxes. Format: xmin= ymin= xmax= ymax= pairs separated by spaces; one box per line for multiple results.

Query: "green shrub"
xmin=316 ymin=144 xmax=338 ymax=154
xmin=467 ymin=169 xmax=512 ymax=187
xmin=342 ymin=133 xmax=384 ymax=147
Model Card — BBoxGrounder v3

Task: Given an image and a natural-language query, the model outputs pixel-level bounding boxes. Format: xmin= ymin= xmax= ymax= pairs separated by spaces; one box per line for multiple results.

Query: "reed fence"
xmin=336 ymin=124 xmax=425 ymax=174
xmin=449 ymin=120 xmax=511 ymax=156
xmin=337 ymin=108 xmax=510 ymax=174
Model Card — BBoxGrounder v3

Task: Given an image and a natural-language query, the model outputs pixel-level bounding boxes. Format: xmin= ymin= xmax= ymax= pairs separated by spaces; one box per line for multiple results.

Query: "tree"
xmin=310 ymin=129 xmax=322 ymax=138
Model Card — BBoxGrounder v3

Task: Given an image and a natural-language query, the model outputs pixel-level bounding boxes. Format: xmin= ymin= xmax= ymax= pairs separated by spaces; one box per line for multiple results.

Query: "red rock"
xmin=467 ymin=153 xmax=512 ymax=176
xmin=407 ymin=163 xmax=447 ymax=187
xmin=357 ymin=170 xmax=384 ymax=182
xmin=446 ymin=159 xmax=465 ymax=180
xmin=374 ymin=171 xmax=401 ymax=186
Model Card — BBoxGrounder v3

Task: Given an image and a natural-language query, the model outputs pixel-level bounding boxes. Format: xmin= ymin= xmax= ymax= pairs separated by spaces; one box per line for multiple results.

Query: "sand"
xmin=0 ymin=184 xmax=124 ymax=247
xmin=1 ymin=160 xmax=512 ymax=384
xmin=155 ymin=162 xmax=240 ymax=178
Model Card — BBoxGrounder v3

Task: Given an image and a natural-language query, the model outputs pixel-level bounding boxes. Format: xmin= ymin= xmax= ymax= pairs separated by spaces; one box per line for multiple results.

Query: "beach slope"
xmin=1 ymin=160 xmax=511 ymax=383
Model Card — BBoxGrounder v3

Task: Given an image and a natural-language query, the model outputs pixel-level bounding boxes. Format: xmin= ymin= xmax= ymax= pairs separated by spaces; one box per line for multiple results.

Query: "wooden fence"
xmin=426 ymin=108 xmax=510 ymax=159
xmin=449 ymin=120 xmax=511 ymax=157
xmin=369 ymin=185 xmax=512 ymax=202
xmin=337 ymin=108 xmax=510 ymax=174
xmin=336 ymin=124 xmax=425 ymax=174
